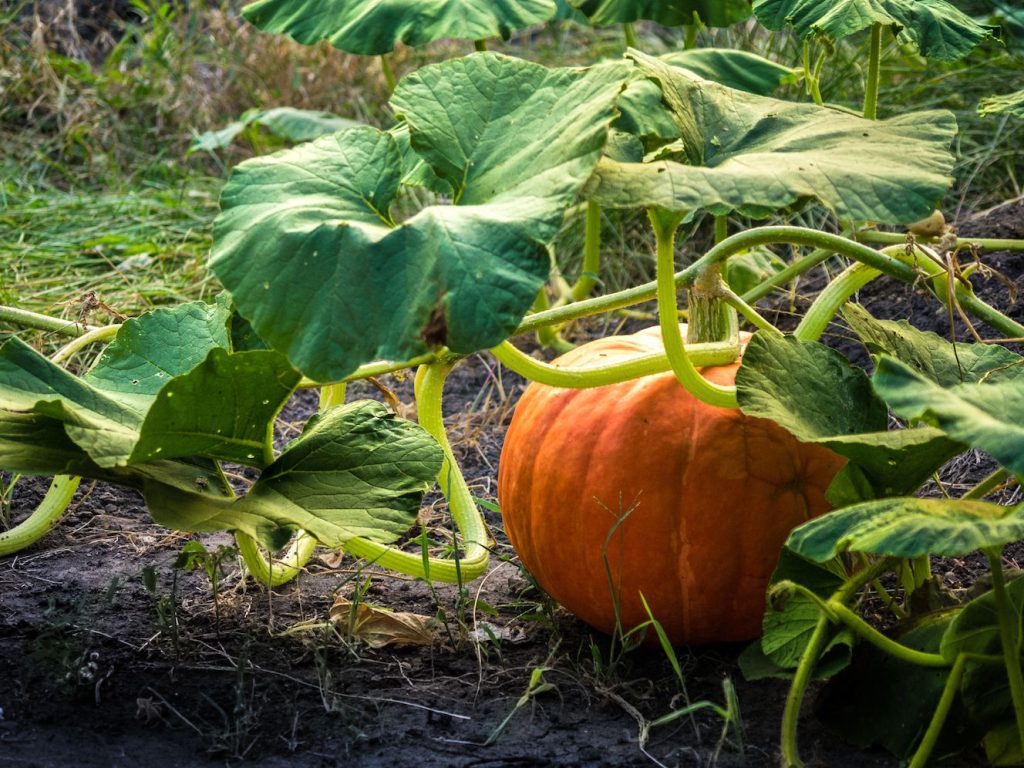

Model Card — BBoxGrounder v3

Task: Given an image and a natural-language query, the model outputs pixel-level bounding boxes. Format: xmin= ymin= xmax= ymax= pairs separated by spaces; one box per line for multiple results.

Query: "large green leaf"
xmin=213 ymin=54 xmax=623 ymax=382
xmin=585 ymin=51 xmax=956 ymax=222
xmin=873 ymin=356 xmax=1024 ymax=477
xmin=844 ymin=304 xmax=1024 ymax=387
xmin=737 ymin=332 xmax=962 ymax=497
xmin=241 ymin=0 xmax=558 ymax=55
xmin=131 ymin=349 xmax=299 ymax=468
xmin=741 ymin=549 xmax=854 ymax=680
xmin=660 ymin=50 xmax=799 ymax=94
xmin=390 ymin=56 xmax=623 ymax=207
xmin=85 ymin=299 xmax=232 ymax=399
xmin=0 ymin=298 xmax=300 ymax=469
xmin=190 ymin=107 xmax=363 ymax=154
xmin=752 ymin=0 xmax=997 ymax=62
xmin=146 ymin=401 xmax=442 ymax=548
xmin=569 ymin=0 xmax=751 ymax=27
xmin=942 ymin=575 xmax=1024 ymax=660
xmin=787 ymin=497 xmax=1024 ymax=561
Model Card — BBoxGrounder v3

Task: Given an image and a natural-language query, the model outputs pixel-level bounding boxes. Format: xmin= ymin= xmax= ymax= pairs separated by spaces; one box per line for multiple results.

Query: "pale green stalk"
xmin=650 ymin=208 xmax=738 ymax=409
xmin=490 ymin=336 xmax=740 ymax=389
xmin=0 ymin=476 xmax=80 ymax=555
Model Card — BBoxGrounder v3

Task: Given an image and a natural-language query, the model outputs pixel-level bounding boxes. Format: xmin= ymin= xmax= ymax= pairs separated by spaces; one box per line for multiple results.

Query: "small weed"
xmin=175 ymin=539 xmax=238 ymax=629
xmin=142 ymin=562 xmax=182 ymax=658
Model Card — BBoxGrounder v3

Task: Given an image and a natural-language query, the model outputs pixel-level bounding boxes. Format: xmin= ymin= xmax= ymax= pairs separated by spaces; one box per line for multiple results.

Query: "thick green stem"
xmin=623 ymin=23 xmax=637 ymax=49
xmin=570 ymin=200 xmax=602 ymax=301
xmin=801 ymin=41 xmax=824 ymax=106
xmin=236 ymin=531 xmax=319 ymax=587
xmin=297 ymin=353 xmax=437 ymax=390
xmin=344 ymin=361 xmax=490 ymax=582
xmin=50 ymin=324 xmax=120 ymax=365
xmin=863 ymin=23 xmax=883 ymax=120
xmin=908 ymin=654 xmax=969 ymax=768
xmin=0 ymin=305 xmax=100 ymax=336
xmin=515 ymin=226 xmax=920 ymax=335
xmin=686 ymin=265 xmax=737 ymax=344
xmin=532 ymin=289 xmax=575 ymax=353
xmin=856 ymin=230 xmax=1024 ymax=253
xmin=740 ymin=248 xmax=833 ymax=304
xmin=721 ymin=288 xmax=784 ymax=337
xmin=780 ymin=613 xmax=829 ymax=768
xmin=985 ymin=546 xmax=1024 ymax=751
xmin=794 ymin=261 xmax=880 ymax=342
xmin=318 ymin=382 xmax=347 ymax=410
xmin=490 ymin=336 xmax=739 ymax=388
xmin=0 ymin=476 xmax=80 ymax=556
xmin=379 ymin=55 xmax=396 ymax=93
xmin=827 ymin=601 xmax=949 ymax=667
xmin=650 ymin=208 xmax=738 ymax=408
xmin=964 ymin=468 xmax=1012 ymax=500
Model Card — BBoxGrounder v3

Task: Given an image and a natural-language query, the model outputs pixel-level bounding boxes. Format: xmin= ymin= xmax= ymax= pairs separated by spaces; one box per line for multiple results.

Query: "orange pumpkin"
xmin=497 ymin=326 xmax=845 ymax=645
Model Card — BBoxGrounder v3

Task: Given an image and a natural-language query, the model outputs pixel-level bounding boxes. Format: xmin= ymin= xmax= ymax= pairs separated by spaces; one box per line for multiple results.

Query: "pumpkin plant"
xmin=4 ymin=42 xmax=1024 ymax=604
xmin=734 ymin=309 xmax=1024 ymax=766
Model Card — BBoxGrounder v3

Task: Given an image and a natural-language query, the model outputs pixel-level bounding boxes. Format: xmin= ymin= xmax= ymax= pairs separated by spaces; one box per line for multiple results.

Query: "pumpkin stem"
xmin=344 ymin=360 xmax=492 ymax=583
xmin=649 ymin=207 xmax=739 ymax=409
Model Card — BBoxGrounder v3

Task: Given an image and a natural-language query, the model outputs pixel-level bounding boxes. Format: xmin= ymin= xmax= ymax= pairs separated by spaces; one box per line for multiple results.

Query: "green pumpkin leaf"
xmin=844 ymin=304 xmax=1024 ymax=387
xmin=982 ymin=719 xmax=1024 ymax=766
xmin=85 ymin=299 xmax=231 ymax=399
xmin=586 ymin=51 xmax=956 ymax=222
xmin=873 ymin=356 xmax=1024 ymax=476
xmin=787 ymin=497 xmax=1024 ymax=561
xmin=190 ymin=107 xmax=363 ymax=154
xmin=145 ymin=400 xmax=442 ymax=548
xmin=816 ymin=610 xmax=978 ymax=760
xmin=660 ymin=49 xmax=798 ymax=94
xmin=131 ymin=349 xmax=300 ymax=468
xmin=737 ymin=333 xmax=961 ymax=497
xmin=0 ymin=298 xmax=299 ymax=469
xmin=755 ymin=549 xmax=854 ymax=677
xmin=942 ymin=575 xmax=1024 ymax=660
xmin=752 ymin=0 xmax=997 ymax=62
xmin=569 ymin=0 xmax=751 ymax=27
xmin=213 ymin=54 xmax=623 ymax=382
xmin=0 ymin=412 xmax=103 ymax=477
xmin=241 ymin=0 xmax=558 ymax=55
xmin=979 ymin=88 xmax=1024 ymax=119
xmin=390 ymin=55 xmax=622 ymax=207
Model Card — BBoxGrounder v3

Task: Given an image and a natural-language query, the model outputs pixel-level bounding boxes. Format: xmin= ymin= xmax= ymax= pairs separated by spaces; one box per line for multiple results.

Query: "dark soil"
xmin=1 ymin=202 xmax=1022 ymax=768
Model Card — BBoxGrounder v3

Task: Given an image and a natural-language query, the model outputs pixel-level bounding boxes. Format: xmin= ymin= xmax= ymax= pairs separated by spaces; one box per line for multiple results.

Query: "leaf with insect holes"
xmin=241 ymin=0 xmax=558 ymax=55
xmin=753 ymin=0 xmax=996 ymax=62
xmin=585 ymin=51 xmax=956 ymax=223
xmin=212 ymin=54 xmax=624 ymax=382
xmin=569 ymin=0 xmax=750 ymax=27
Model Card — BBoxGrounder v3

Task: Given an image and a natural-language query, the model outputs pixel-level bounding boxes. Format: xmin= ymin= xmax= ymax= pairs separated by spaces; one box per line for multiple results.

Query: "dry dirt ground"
xmin=1 ymin=201 xmax=1022 ymax=768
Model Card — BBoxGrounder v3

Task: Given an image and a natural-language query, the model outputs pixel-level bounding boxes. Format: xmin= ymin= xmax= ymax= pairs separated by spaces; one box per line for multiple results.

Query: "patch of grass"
xmin=0 ymin=178 xmax=219 ymax=345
